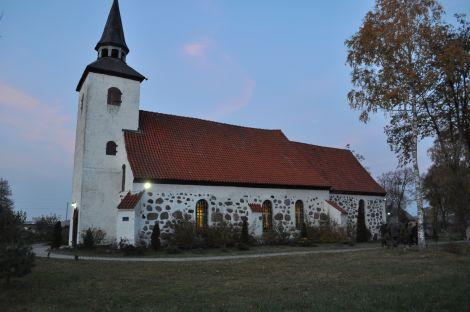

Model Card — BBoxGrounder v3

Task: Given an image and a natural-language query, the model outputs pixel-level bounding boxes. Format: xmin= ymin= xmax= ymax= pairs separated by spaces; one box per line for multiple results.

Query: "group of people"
xmin=380 ymin=221 xmax=418 ymax=247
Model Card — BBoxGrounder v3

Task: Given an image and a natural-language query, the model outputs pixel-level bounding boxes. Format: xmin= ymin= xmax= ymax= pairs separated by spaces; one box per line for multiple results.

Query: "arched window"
xmin=262 ymin=200 xmax=273 ymax=232
xmin=106 ymin=141 xmax=117 ymax=155
xmin=121 ymin=164 xmax=126 ymax=192
xmin=101 ymin=48 xmax=109 ymax=57
xmin=195 ymin=200 xmax=208 ymax=231
xmin=295 ymin=200 xmax=304 ymax=230
xmin=107 ymin=87 xmax=122 ymax=106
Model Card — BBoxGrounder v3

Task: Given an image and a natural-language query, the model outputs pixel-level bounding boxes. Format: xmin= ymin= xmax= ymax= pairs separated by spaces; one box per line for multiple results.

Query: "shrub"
xmin=356 ymin=207 xmax=371 ymax=242
xmin=300 ymin=222 xmax=308 ymax=238
xmin=204 ymin=222 xmax=239 ymax=248
xmin=0 ymin=178 xmax=35 ymax=284
xmin=51 ymin=221 xmax=62 ymax=249
xmin=262 ymin=224 xmax=292 ymax=245
xmin=81 ymin=227 xmax=106 ymax=249
xmin=82 ymin=228 xmax=94 ymax=249
xmin=151 ymin=223 xmax=161 ymax=251
xmin=167 ymin=219 xmax=198 ymax=249
xmin=302 ymin=218 xmax=347 ymax=244
xmin=0 ymin=244 xmax=35 ymax=284
xmin=241 ymin=218 xmax=250 ymax=244
xmin=33 ymin=214 xmax=59 ymax=243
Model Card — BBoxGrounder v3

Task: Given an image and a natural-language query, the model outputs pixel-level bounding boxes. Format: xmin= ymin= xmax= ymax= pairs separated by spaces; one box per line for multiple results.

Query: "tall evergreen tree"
xmin=0 ymin=178 xmax=35 ymax=284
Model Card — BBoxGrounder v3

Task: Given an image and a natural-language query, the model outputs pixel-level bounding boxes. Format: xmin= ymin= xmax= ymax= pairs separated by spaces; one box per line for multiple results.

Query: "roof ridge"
xmin=290 ymin=140 xmax=351 ymax=152
xmin=139 ymin=110 xmax=285 ymax=133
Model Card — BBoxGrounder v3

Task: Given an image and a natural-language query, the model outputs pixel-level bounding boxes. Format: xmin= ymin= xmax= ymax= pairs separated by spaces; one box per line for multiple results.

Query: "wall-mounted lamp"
xmin=144 ymin=182 xmax=152 ymax=190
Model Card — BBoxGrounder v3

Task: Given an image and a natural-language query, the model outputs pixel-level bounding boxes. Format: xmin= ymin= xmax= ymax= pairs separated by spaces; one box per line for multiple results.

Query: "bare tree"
xmin=378 ymin=168 xmax=414 ymax=224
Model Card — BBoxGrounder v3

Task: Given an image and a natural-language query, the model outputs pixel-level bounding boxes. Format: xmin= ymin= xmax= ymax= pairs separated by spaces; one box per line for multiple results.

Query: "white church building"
xmin=69 ymin=0 xmax=386 ymax=246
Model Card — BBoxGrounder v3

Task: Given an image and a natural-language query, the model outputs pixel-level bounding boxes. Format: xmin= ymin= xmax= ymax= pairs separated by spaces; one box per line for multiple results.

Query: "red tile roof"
xmin=123 ymin=110 xmax=385 ymax=195
xmin=117 ymin=191 xmax=143 ymax=209
xmin=249 ymin=203 xmax=263 ymax=213
xmin=124 ymin=111 xmax=329 ymax=189
xmin=292 ymin=142 xmax=386 ymax=195
xmin=325 ymin=200 xmax=348 ymax=215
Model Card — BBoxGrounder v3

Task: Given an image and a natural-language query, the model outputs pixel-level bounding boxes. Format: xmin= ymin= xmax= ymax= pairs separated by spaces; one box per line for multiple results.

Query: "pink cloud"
xmin=211 ymin=77 xmax=255 ymax=118
xmin=183 ymin=41 xmax=208 ymax=58
xmin=0 ymin=81 xmax=75 ymax=159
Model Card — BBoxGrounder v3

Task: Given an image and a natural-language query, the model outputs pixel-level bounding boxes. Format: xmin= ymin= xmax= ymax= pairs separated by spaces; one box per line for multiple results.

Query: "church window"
xmin=262 ymin=200 xmax=273 ymax=232
xmin=111 ymin=49 xmax=119 ymax=58
xmin=122 ymin=217 xmax=129 ymax=222
xmin=195 ymin=199 xmax=208 ymax=231
xmin=295 ymin=200 xmax=304 ymax=230
xmin=101 ymin=48 xmax=109 ymax=57
xmin=106 ymin=141 xmax=117 ymax=156
xmin=107 ymin=87 xmax=122 ymax=105
xmin=121 ymin=165 xmax=126 ymax=192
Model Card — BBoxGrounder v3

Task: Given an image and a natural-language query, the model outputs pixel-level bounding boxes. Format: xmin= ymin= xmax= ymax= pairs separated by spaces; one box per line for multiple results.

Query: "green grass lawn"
xmin=2 ymin=244 xmax=470 ymax=311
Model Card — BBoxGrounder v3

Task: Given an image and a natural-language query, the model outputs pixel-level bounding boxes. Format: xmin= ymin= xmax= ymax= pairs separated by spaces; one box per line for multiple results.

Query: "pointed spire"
xmin=95 ymin=0 xmax=129 ymax=54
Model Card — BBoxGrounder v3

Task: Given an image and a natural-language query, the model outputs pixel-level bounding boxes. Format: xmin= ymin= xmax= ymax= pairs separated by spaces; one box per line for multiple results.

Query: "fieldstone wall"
xmin=328 ymin=193 xmax=386 ymax=238
xmin=132 ymin=183 xmax=330 ymax=245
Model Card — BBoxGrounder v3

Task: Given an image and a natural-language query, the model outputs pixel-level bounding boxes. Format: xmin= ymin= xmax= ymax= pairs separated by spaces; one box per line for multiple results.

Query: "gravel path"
xmin=33 ymin=241 xmax=468 ymax=263
xmin=33 ymin=244 xmax=380 ymax=262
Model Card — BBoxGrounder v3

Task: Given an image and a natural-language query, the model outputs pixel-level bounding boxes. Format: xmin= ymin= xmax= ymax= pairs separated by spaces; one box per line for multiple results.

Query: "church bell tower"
xmin=69 ymin=0 xmax=145 ymax=245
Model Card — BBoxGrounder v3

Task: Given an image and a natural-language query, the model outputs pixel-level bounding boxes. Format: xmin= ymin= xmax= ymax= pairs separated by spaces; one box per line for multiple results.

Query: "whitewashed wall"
xmin=69 ymin=72 xmax=140 ymax=245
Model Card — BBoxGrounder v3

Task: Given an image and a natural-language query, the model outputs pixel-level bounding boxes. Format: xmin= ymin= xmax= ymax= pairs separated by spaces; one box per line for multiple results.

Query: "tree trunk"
xmin=411 ymin=102 xmax=426 ymax=249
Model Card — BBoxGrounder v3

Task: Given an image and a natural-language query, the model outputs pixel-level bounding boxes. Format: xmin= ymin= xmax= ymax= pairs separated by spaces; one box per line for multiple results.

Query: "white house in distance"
xmin=69 ymin=0 xmax=386 ymax=246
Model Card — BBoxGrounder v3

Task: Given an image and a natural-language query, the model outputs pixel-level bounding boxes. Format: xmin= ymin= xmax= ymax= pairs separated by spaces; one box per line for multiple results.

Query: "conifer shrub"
xmin=151 ymin=223 xmax=161 ymax=251
xmin=51 ymin=221 xmax=62 ymax=249
xmin=82 ymin=228 xmax=95 ymax=249
xmin=356 ymin=208 xmax=371 ymax=242
xmin=300 ymin=222 xmax=308 ymax=238
xmin=241 ymin=218 xmax=250 ymax=244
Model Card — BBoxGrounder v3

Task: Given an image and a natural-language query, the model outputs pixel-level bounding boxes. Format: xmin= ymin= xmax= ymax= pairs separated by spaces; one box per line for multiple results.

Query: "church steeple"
xmin=95 ymin=0 xmax=129 ymax=61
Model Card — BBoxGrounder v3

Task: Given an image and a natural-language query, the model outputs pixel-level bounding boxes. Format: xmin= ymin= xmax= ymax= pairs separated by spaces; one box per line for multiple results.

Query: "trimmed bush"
xmin=356 ymin=207 xmax=371 ymax=242
xmin=151 ymin=223 xmax=161 ymax=251
xmin=82 ymin=228 xmax=94 ymax=249
xmin=300 ymin=222 xmax=308 ymax=238
xmin=241 ymin=218 xmax=250 ymax=244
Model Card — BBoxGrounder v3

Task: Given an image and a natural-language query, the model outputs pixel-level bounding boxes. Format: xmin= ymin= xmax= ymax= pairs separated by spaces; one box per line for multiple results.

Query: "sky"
xmin=0 ymin=0 xmax=468 ymax=220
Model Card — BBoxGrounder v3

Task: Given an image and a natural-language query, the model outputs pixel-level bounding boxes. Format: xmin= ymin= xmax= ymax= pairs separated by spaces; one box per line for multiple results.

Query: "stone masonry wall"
xmin=328 ymin=193 xmax=386 ymax=238
xmin=132 ymin=183 xmax=330 ymax=245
